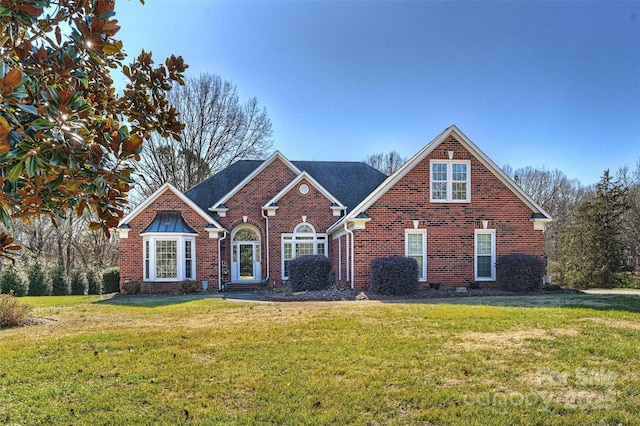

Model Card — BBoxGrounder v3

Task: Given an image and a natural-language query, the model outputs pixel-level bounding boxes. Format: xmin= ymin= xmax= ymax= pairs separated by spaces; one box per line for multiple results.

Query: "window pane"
xmin=296 ymin=243 xmax=314 ymax=257
xmin=477 ymin=234 xmax=492 ymax=255
xmin=477 ymin=255 xmax=492 ymax=277
xmin=452 ymin=182 xmax=467 ymax=200
xmin=145 ymin=240 xmax=150 ymax=279
xmin=432 ymin=163 xmax=447 ymax=181
xmin=452 ymin=163 xmax=467 ymax=181
xmin=317 ymin=243 xmax=325 ymax=255
xmin=156 ymin=240 xmax=177 ymax=279
xmin=185 ymin=240 xmax=193 ymax=279
xmin=295 ymin=224 xmax=313 ymax=234
xmin=284 ymin=243 xmax=292 ymax=260
xmin=233 ymin=228 xmax=259 ymax=241
xmin=407 ymin=233 xmax=423 ymax=255
xmin=432 ymin=181 xmax=447 ymax=200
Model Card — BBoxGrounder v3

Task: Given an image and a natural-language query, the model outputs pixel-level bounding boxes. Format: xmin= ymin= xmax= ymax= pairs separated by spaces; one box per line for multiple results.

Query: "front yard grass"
xmin=1 ymin=293 xmax=639 ymax=425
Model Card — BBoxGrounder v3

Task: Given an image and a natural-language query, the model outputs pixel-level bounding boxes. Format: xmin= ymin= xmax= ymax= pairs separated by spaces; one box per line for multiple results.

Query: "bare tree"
xmin=5 ymin=212 xmax=118 ymax=273
xmin=503 ymin=165 xmax=587 ymax=260
xmin=365 ymin=150 xmax=407 ymax=175
xmin=136 ymin=73 xmax=274 ymax=194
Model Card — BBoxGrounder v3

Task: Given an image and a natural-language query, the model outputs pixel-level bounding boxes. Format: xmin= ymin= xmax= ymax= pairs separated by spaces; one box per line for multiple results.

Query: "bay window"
xmin=143 ymin=234 xmax=196 ymax=281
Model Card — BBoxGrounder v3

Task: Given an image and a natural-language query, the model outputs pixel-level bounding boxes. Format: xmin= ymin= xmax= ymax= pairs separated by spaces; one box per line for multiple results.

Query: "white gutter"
xmin=261 ymin=208 xmax=270 ymax=284
xmin=344 ymin=222 xmax=355 ymax=290
xmin=217 ymin=231 xmax=227 ymax=291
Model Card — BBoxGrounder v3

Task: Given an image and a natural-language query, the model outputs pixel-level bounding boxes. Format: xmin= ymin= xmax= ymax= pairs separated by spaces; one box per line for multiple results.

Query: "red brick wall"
xmin=217 ymin=157 xmax=299 ymax=285
xmin=349 ymin=135 xmax=545 ymax=289
xmin=266 ymin=177 xmax=338 ymax=283
xmin=119 ymin=189 xmax=219 ymax=293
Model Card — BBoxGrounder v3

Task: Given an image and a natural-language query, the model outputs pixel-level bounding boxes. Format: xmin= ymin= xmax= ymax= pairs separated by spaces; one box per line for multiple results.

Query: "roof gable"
xmin=328 ymin=125 xmax=552 ymax=232
xmin=119 ymin=183 xmax=223 ymax=229
xmin=205 ymin=151 xmax=300 ymax=210
xmin=184 ymin=156 xmax=387 ymax=217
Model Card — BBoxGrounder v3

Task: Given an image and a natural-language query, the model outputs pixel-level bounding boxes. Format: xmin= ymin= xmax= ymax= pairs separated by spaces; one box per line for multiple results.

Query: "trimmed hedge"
xmin=289 ymin=255 xmax=332 ymax=292
xmin=102 ymin=267 xmax=120 ymax=293
xmin=369 ymin=256 xmax=419 ymax=295
xmin=496 ymin=253 xmax=545 ymax=292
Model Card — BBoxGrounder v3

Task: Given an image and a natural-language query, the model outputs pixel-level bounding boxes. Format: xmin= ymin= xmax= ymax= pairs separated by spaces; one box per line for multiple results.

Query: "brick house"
xmin=117 ymin=125 xmax=551 ymax=292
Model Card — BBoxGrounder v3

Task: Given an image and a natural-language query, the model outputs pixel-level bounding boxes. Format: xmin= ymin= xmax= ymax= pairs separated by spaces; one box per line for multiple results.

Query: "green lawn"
xmin=1 ymin=293 xmax=639 ymax=425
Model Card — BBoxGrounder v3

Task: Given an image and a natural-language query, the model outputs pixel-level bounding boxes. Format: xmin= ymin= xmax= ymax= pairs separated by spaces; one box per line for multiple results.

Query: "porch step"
xmin=223 ymin=283 xmax=265 ymax=292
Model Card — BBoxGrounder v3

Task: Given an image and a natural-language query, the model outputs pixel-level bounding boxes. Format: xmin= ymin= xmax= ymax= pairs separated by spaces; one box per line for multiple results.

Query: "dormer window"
xmin=430 ymin=160 xmax=470 ymax=202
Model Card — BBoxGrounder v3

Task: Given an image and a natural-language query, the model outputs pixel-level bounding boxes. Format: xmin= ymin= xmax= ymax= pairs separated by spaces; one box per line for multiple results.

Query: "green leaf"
xmin=0 ymin=6 xmax=12 ymax=16
xmin=49 ymin=171 xmax=65 ymax=190
xmin=14 ymin=103 xmax=38 ymax=115
xmin=0 ymin=206 xmax=10 ymax=228
xmin=25 ymin=156 xmax=36 ymax=178
xmin=7 ymin=161 xmax=24 ymax=182
xmin=30 ymin=118 xmax=55 ymax=130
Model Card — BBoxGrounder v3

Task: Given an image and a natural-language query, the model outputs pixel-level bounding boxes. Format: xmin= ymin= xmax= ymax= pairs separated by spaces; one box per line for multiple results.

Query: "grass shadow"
xmin=96 ymin=292 xmax=228 ymax=308
xmin=383 ymin=293 xmax=640 ymax=313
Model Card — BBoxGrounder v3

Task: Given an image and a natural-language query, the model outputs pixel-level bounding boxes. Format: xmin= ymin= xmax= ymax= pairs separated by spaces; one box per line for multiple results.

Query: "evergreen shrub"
xmin=369 ymin=256 xmax=419 ymax=295
xmin=70 ymin=269 xmax=88 ymax=295
xmin=102 ymin=267 xmax=120 ymax=293
xmin=289 ymin=255 xmax=332 ymax=292
xmin=28 ymin=260 xmax=52 ymax=296
xmin=496 ymin=253 xmax=545 ymax=292
xmin=51 ymin=264 xmax=70 ymax=296
xmin=87 ymin=269 xmax=102 ymax=295
xmin=0 ymin=265 xmax=28 ymax=297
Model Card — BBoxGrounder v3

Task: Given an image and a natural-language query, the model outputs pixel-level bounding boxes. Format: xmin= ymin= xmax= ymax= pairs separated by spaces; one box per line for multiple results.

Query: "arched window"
xmin=281 ymin=222 xmax=327 ymax=279
xmin=233 ymin=228 xmax=259 ymax=241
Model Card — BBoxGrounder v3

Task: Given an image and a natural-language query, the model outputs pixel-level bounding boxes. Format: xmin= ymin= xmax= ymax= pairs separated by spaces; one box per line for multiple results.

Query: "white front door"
xmin=231 ymin=242 xmax=261 ymax=282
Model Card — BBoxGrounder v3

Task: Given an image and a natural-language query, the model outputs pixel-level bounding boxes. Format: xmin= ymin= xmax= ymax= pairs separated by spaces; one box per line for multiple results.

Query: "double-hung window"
xmin=405 ymin=229 xmax=427 ymax=281
xmin=430 ymin=160 xmax=470 ymax=202
xmin=474 ymin=229 xmax=496 ymax=281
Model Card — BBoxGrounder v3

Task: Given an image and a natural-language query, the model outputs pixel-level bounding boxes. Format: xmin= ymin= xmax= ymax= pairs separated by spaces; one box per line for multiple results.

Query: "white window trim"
xmin=430 ymin=160 xmax=471 ymax=203
xmin=142 ymin=233 xmax=196 ymax=282
xmin=474 ymin=229 xmax=496 ymax=281
xmin=405 ymin=229 xmax=427 ymax=282
xmin=281 ymin=223 xmax=328 ymax=280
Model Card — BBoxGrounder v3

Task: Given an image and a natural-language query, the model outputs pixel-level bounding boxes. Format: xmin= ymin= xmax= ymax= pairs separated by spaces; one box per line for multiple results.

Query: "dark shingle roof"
xmin=291 ymin=161 xmax=387 ymax=212
xmin=184 ymin=160 xmax=263 ymax=215
xmin=142 ymin=211 xmax=197 ymax=234
xmin=184 ymin=159 xmax=387 ymax=216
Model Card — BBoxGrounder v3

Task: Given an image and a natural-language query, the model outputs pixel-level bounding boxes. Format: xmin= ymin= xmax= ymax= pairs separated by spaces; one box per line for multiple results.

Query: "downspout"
xmin=261 ymin=209 xmax=270 ymax=284
xmin=218 ymin=231 xmax=227 ymax=291
xmin=344 ymin=222 xmax=355 ymax=290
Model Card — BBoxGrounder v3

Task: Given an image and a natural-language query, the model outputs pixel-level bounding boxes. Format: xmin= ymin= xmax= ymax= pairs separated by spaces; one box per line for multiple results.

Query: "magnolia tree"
xmin=0 ymin=0 xmax=187 ymax=259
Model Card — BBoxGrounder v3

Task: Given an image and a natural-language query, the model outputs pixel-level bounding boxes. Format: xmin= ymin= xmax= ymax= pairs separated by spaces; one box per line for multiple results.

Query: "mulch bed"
xmin=259 ymin=287 xmax=583 ymax=302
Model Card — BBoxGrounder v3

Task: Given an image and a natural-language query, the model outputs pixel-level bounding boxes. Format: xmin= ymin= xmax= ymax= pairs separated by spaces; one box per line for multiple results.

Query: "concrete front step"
xmin=223 ymin=283 xmax=265 ymax=292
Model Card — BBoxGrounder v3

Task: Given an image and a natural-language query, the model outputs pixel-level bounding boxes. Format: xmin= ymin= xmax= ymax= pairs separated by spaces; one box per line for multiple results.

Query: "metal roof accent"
xmin=141 ymin=211 xmax=197 ymax=234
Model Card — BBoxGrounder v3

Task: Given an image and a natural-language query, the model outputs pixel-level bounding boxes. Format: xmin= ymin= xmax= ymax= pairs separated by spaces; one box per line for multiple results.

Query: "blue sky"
xmin=114 ymin=0 xmax=640 ymax=186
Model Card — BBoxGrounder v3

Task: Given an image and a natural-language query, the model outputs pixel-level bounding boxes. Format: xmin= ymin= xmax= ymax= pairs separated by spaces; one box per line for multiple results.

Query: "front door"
xmin=232 ymin=242 xmax=261 ymax=282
